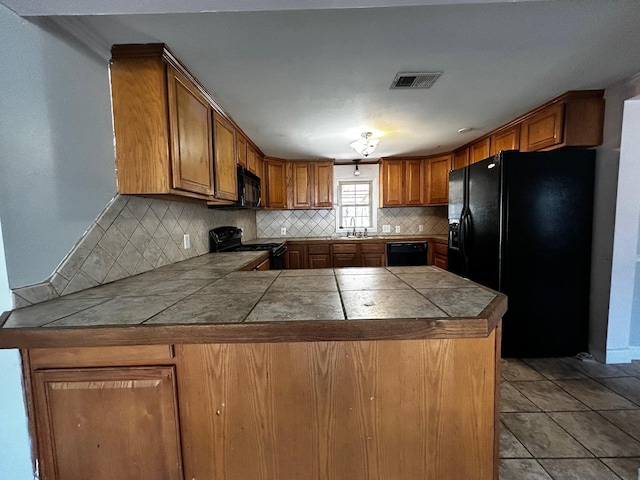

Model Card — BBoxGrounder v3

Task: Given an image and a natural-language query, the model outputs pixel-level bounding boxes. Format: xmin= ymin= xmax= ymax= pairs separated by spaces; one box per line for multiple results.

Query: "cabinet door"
xmin=33 ymin=367 xmax=182 ymax=480
xmin=313 ymin=161 xmax=334 ymax=208
xmin=255 ymin=155 xmax=265 ymax=207
xmin=405 ymin=159 xmax=425 ymax=206
xmin=425 ymin=154 xmax=451 ymax=205
xmin=265 ymin=159 xmax=288 ymax=209
xmin=236 ymin=135 xmax=248 ymax=168
xmin=361 ymin=253 xmax=385 ymax=267
xmin=308 ymin=254 xmax=332 ymax=269
xmin=381 ymin=160 xmax=404 ymax=206
xmin=333 ymin=253 xmax=360 ymax=268
xmin=247 ymin=144 xmax=258 ymax=174
xmin=452 ymin=148 xmax=469 ymax=171
xmin=520 ymin=103 xmax=564 ymax=152
xmin=291 ymin=162 xmax=313 ymax=208
xmin=490 ymin=125 xmax=520 ymax=155
xmin=286 ymin=245 xmax=305 ymax=269
xmin=470 ymin=138 xmax=491 ymax=164
xmin=213 ymin=113 xmax=239 ymax=201
xmin=433 ymin=254 xmax=448 ymax=270
xmin=167 ymin=66 xmax=214 ymax=196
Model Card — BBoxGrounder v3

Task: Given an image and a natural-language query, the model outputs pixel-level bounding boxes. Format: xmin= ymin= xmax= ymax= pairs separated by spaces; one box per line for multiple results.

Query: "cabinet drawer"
xmin=308 ymin=244 xmax=331 ymax=255
xmin=29 ymin=345 xmax=175 ymax=370
xmin=361 ymin=243 xmax=385 ymax=254
xmin=333 ymin=244 xmax=358 ymax=254
xmin=434 ymin=254 xmax=448 ymax=270
xmin=433 ymin=242 xmax=448 ymax=256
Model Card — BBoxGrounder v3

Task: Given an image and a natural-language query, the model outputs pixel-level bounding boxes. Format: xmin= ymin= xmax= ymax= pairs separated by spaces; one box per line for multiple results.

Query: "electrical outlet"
xmin=280 ymin=227 xmax=287 ymax=236
xmin=382 ymin=225 xmax=391 ymax=233
xmin=418 ymin=224 xmax=424 ymax=232
xmin=395 ymin=226 xmax=401 ymax=233
xmin=183 ymin=234 xmax=190 ymax=249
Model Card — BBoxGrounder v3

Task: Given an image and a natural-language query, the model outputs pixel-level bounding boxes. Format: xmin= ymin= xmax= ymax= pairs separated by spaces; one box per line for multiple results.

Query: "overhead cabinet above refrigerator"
xmin=448 ymin=149 xmax=595 ymax=358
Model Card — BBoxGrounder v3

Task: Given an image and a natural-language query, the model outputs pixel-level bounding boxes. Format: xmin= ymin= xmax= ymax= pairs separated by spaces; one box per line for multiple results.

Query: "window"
xmin=338 ymin=180 xmax=373 ymax=230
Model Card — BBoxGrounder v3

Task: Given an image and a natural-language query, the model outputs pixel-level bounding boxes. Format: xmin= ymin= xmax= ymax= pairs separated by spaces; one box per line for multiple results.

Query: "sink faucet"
xmin=350 ymin=217 xmax=356 ymax=237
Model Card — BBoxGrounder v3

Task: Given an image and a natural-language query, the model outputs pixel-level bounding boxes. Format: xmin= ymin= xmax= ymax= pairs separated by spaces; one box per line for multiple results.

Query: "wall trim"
xmin=606 ymin=346 xmax=640 ymax=364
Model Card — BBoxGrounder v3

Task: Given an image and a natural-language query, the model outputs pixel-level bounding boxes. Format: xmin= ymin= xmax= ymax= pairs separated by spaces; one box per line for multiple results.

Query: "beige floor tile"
xmin=538 ymin=459 xmax=621 ymax=479
xmin=601 ymin=457 xmax=640 ymax=480
xmin=500 ymin=422 xmax=532 ymax=458
xmin=560 ymin=357 xmax=631 ymax=378
xmin=554 ymin=379 xmax=638 ymax=410
xmin=599 ymin=410 xmax=640 ymax=442
xmin=548 ymin=411 xmax=640 ymax=457
xmin=501 ymin=382 xmax=541 ymax=413
xmin=522 ymin=358 xmax=588 ymax=380
xmin=502 ymin=359 xmax=546 ymax=381
xmin=597 ymin=377 xmax=640 ymax=406
xmin=512 ymin=380 xmax=589 ymax=412
xmin=499 ymin=459 xmax=552 ymax=480
xmin=501 ymin=413 xmax=592 ymax=458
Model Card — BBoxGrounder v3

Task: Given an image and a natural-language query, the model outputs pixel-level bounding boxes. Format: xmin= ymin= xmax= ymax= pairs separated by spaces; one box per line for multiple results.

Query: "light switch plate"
xmin=183 ymin=234 xmax=190 ymax=249
xmin=383 ymin=225 xmax=391 ymax=233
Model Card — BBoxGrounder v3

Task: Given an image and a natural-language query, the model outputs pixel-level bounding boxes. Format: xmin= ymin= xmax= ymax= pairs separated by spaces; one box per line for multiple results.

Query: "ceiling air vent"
xmin=390 ymin=72 xmax=442 ymax=89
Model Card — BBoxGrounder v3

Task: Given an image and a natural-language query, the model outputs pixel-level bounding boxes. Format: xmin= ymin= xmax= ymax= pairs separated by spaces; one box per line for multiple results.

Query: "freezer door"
xmin=466 ymin=155 xmax=502 ymax=291
xmin=447 ymin=168 xmax=466 ymax=276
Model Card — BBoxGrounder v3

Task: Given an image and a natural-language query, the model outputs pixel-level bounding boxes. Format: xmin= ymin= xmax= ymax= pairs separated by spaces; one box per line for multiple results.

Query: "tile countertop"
xmin=0 ymin=251 xmax=506 ymax=349
xmin=248 ymin=234 xmax=448 ymax=244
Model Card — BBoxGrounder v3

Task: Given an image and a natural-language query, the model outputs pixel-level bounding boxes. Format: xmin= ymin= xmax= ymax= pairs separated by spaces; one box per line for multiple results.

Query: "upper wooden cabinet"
xmin=490 ymin=125 xmax=520 ymax=155
xmin=380 ymin=158 xmax=425 ymax=207
xmin=313 ymin=161 xmax=334 ymax=208
xmin=166 ymin=66 xmax=215 ymax=196
xmin=212 ymin=113 xmax=238 ymax=201
xmin=452 ymin=148 xmax=469 ymax=171
xmin=425 ymin=154 xmax=451 ymax=206
xmin=264 ymin=158 xmax=288 ymax=209
xmin=453 ymin=90 xmax=604 ymax=165
xmin=110 ymin=44 xmax=263 ymax=205
xmin=520 ymin=91 xmax=604 ymax=151
xmin=247 ymin=144 xmax=258 ymax=174
xmin=470 ymin=138 xmax=491 ymax=164
xmin=265 ymin=160 xmax=334 ymax=210
xmin=236 ymin=134 xmax=248 ymax=168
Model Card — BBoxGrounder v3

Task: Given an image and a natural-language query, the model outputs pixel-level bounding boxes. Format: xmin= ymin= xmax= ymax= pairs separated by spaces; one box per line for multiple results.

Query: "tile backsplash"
xmin=12 ymin=195 xmax=256 ymax=307
xmin=257 ymin=206 xmax=448 ymax=238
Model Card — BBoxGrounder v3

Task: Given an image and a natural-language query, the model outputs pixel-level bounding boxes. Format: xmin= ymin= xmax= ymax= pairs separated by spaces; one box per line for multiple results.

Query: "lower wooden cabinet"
xmin=31 ymin=365 xmax=182 ymax=480
xmin=361 ymin=242 xmax=386 ymax=267
xmin=24 ymin=327 xmax=500 ymax=480
xmin=286 ymin=244 xmax=306 ymax=269
xmin=431 ymin=241 xmax=449 ymax=270
xmin=307 ymin=244 xmax=332 ymax=268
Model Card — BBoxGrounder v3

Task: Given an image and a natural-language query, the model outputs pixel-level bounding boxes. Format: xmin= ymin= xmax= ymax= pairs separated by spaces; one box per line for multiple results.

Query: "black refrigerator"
xmin=448 ymin=149 xmax=595 ymax=358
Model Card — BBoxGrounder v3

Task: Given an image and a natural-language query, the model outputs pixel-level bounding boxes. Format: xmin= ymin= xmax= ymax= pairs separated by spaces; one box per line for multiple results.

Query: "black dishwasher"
xmin=386 ymin=242 xmax=428 ymax=266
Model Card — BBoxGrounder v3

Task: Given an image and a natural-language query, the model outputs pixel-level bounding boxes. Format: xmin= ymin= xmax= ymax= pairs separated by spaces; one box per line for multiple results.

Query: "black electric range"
xmin=209 ymin=226 xmax=287 ymax=269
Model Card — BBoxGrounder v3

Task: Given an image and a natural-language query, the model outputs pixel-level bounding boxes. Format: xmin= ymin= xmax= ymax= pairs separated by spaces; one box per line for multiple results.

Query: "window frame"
xmin=336 ymin=179 xmax=375 ymax=232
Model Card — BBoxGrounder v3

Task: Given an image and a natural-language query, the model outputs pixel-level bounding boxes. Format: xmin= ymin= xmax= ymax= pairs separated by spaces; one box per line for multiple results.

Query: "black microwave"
xmin=235 ymin=165 xmax=261 ymax=209
xmin=209 ymin=165 xmax=261 ymax=210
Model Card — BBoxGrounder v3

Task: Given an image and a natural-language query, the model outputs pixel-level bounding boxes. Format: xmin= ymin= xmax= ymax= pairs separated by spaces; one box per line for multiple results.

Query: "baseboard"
xmin=606 ymin=346 xmax=640 ymax=364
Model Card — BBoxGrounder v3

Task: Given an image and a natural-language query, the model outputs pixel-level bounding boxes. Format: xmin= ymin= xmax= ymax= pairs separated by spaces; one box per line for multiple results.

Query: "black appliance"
xmin=209 ymin=226 xmax=287 ymax=269
xmin=448 ymin=149 xmax=595 ymax=358
xmin=386 ymin=242 xmax=428 ymax=266
xmin=209 ymin=166 xmax=261 ymax=209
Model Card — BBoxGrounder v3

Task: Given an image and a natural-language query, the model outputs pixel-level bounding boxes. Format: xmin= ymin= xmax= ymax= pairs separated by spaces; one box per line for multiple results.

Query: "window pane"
xmin=338 ymin=181 xmax=373 ymax=229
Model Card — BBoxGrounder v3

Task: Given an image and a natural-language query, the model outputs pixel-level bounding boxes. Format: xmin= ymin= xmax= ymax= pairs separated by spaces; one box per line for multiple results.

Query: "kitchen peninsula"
xmin=0 ymin=251 xmax=506 ymax=480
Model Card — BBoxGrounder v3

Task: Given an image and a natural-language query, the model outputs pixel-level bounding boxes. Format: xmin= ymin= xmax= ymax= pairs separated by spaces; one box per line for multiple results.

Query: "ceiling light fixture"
xmin=353 ymin=159 xmax=362 ymax=176
xmin=350 ymin=132 xmax=380 ymax=157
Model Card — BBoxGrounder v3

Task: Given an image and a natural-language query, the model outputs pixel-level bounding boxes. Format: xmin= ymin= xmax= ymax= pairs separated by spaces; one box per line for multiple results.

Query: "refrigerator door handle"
xmin=459 ymin=208 xmax=471 ymax=277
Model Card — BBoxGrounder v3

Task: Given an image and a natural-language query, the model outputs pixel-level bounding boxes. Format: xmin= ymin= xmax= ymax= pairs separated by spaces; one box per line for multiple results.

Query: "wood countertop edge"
xmin=0 ymin=296 xmax=506 ymax=349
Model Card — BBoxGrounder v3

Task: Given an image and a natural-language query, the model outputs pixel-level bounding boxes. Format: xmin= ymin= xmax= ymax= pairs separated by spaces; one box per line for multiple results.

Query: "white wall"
xmin=0 ymin=217 xmax=34 ymax=479
xmin=0 ymin=5 xmax=116 ymax=288
xmin=590 ymin=74 xmax=640 ymax=362
xmin=606 ymin=93 xmax=640 ymax=363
